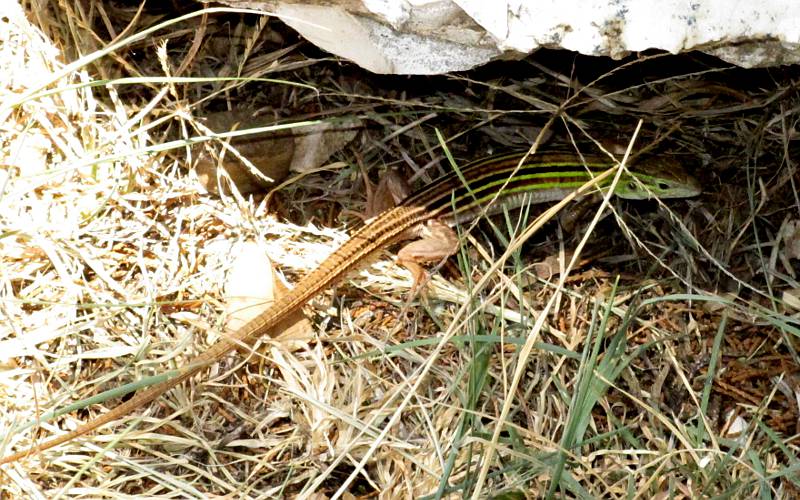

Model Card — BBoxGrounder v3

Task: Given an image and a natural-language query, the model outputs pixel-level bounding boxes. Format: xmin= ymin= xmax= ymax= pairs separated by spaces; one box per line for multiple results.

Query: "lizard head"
xmin=615 ymin=157 xmax=701 ymax=200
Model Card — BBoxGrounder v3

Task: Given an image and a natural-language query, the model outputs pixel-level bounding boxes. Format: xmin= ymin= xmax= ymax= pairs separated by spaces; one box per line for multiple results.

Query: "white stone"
xmin=223 ymin=0 xmax=800 ymax=73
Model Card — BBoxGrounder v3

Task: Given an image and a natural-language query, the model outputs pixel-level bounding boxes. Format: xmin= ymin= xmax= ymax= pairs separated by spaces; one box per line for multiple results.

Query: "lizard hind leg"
xmin=396 ymin=219 xmax=460 ymax=296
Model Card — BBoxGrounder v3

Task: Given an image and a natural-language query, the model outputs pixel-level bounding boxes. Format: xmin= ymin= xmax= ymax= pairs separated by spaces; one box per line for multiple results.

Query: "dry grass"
xmin=2 ymin=1 xmax=800 ymax=498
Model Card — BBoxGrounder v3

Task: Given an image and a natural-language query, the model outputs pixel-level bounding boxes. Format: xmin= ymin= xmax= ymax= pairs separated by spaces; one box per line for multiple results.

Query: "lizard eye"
xmin=657 ymin=181 xmax=671 ymax=190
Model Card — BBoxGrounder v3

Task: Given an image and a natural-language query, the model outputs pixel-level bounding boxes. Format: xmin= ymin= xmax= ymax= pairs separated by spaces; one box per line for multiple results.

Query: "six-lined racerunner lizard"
xmin=0 ymin=150 xmax=701 ymax=465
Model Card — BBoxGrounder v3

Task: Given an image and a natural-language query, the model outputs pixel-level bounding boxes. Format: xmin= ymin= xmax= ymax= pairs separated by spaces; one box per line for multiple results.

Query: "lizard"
xmin=0 ymin=150 xmax=701 ymax=465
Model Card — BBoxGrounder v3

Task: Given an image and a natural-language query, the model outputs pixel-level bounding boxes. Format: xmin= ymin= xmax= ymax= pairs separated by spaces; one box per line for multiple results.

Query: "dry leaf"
xmin=225 ymin=241 xmax=312 ymax=342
